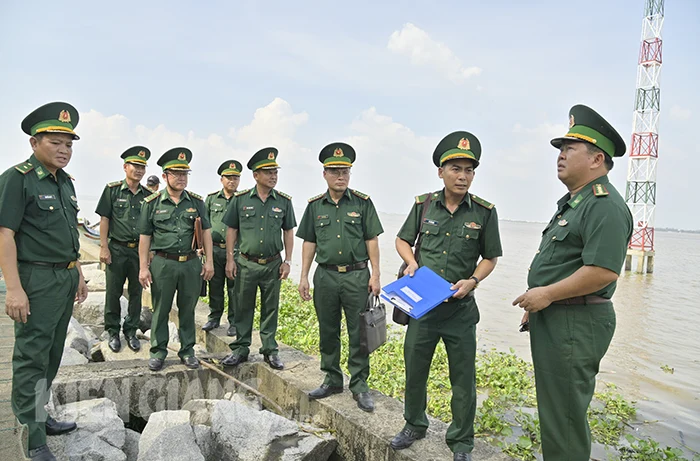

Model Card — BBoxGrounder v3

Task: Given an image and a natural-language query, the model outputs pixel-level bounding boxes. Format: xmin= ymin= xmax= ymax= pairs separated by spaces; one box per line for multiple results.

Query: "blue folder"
xmin=380 ymin=266 xmax=457 ymax=320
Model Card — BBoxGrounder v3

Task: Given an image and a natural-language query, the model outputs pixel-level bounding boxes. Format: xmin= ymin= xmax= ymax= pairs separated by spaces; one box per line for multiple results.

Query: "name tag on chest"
xmin=38 ymin=194 xmax=56 ymax=200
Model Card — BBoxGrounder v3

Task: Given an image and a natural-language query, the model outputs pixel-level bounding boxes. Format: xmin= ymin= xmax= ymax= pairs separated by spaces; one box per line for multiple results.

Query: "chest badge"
xmin=186 ymin=207 xmax=196 ymax=212
xmin=155 ymin=209 xmax=168 ymax=215
xmin=243 ymin=206 xmax=254 ymax=211
xmin=423 ymin=218 xmax=439 ymax=226
xmin=465 ymin=222 xmax=482 ymax=230
xmin=347 ymin=211 xmax=361 ymax=218
xmin=558 ymin=219 xmax=568 ymax=226
xmin=272 ymin=207 xmax=282 ymax=213
xmin=38 ymin=194 xmax=56 ymax=200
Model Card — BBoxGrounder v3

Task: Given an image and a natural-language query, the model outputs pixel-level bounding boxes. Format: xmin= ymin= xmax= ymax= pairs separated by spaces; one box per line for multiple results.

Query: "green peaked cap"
xmin=218 ymin=159 xmax=242 ymax=176
xmin=121 ymin=146 xmax=151 ymax=165
xmin=433 ymin=131 xmax=481 ymax=167
xmin=157 ymin=147 xmax=192 ymax=171
xmin=319 ymin=142 xmax=355 ymax=168
xmin=21 ymin=101 xmax=80 ymax=140
xmin=551 ymin=104 xmax=626 ymax=157
xmin=247 ymin=147 xmax=280 ymax=171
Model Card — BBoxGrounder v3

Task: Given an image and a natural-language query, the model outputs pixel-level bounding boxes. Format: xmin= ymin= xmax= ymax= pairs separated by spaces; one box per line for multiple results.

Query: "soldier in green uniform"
xmin=0 ymin=102 xmax=89 ymax=461
xmin=513 ymin=105 xmax=633 ymax=461
xmin=296 ymin=143 xmax=383 ymax=412
xmin=391 ymin=132 xmax=502 ymax=461
xmin=137 ymin=148 xmax=214 ymax=371
xmin=202 ymin=160 xmax=242 ymax=336
xmin=221 ymin=148 xmax=296 ymax=370
xmin=96 ymin=146 xmax=151 ymax=353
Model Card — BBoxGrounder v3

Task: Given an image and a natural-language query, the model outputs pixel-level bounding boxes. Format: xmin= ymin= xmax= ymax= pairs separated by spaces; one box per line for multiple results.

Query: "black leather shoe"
xmin=390 ymin=427 xmax=425 ymax=450
xmin=148 ymin=358 xmax=164 ymax=371
xmin=221 ymin=353 xmax=248 ymax=367
xmin=264 ymin=354 xmax=284 ymax=370
xmin=453 ymin=453 xmax=472 ymax=461
xmin=45 ymin=416 xmax=77 ymax=436
xmin=125 ymin=335 xmax=141 ymax=352
xmin=108 ymin=334 xmax=121 ymax=352
xmin=353 ymin=392 xmax=375 ymax=412
xmin=202 ymin=320 xmax=220 ymax=332
xmin=181 ymin=356 xmax=200 ymax=369
xmin=308 ymin=383 xmax=343 ymax=400
xmin=28 ymin=444 xmax=56 ymax=460
xmin=227 ymin=324 xmax=237 ymax=337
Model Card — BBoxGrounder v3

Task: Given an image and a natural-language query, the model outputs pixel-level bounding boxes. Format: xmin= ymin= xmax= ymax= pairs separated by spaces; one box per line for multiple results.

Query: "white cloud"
xmin=669 ymin=104 xmax=692 ymax=121
xmin=387 ymin=23 xmax=482 ymax=84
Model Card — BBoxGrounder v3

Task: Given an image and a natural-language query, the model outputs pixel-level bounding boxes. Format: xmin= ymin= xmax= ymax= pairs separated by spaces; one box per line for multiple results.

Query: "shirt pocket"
xmin=153 ymin=211 xmax=172 ymax=231
xmin=240 ymin=207 xmax=257 ymax=229
xmin=343 ymin=215 xmax=363 ymax=240
xmin=546 ymin=227 xmax=570 ymax=262
xmin=113 ymin=200 xmax=129 ymax=217
xmin=268 ymin=208 xmax=285 ymax=223
xmin=419 ymin=222 xmax=441 ymax=253
xmin=35 ymin=198 xmax=62 ymax=230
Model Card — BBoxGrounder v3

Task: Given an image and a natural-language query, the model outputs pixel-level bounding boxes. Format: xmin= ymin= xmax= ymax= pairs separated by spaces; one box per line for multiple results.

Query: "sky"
xmin=1 ymin=0 xmax=697 ymax=229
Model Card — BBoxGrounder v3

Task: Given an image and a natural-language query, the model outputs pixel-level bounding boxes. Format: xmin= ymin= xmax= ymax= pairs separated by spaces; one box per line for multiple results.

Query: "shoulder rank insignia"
xmin=308 ymin=193 xmax=324 ymax=203
xmin=207 ymin=190 xmax=220 ymax=196
xmin=351 ymin=189 xmax=369 ymax=200
xmin=107 ymin=180 xmax=122 ymax=188
xmin=415 ymin=192 xmax=431 ymax=204
xmin=235 ymin=188 xmax=251 ymax=197
xmin=593 ymin=184 xmax=609 ymax=197
xmin=277 ymin=190 xmax=292 ymax=200
xmin=67 ymin=173 xmax=75 ymax=181
xmin=144 ymin=192 xmax=160 ymax=203
xmin=14 ymin=161 xmax=35 ymax=175
xmin=471 ymin=194 xmax=495 ymax=210
xmin=188 ymin=191 xmax=203 ymax=201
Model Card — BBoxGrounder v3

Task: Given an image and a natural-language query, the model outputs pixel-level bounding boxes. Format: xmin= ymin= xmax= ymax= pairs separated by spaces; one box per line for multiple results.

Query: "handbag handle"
xmin=366 ymin=293 xmax=382 ymax=312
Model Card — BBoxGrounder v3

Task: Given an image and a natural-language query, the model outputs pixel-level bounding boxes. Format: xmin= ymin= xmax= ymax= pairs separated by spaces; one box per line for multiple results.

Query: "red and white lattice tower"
xmin=624 ymin=0 xmax=664 ymax=274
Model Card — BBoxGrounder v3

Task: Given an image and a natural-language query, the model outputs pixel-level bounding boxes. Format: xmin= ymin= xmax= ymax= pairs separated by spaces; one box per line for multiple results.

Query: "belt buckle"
xmin=127 ymin=242 xmax=137 ymax=248
xmin=67 ymin=261 xmax=76 ymax=269
xmin=337 ymin=265 xmax=348 ymax=273
xmin=178 ymin=255 xmax=187 ymax=262
xmin=259 ymin=257 xmax=267 ymax=264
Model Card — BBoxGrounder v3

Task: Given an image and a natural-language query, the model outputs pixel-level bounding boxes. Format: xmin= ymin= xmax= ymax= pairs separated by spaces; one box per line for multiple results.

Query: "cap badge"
xmin=268 ymin=152 xmax=275 ymax=160
xmin=58 ymin=110 xmax=71 ymax=123
xmin=138 ymin=150 xmax=146 ymax=158
xmin=458 ymin=138 xmax=470 ymax=150
xmin=178 ymin=152 xmax=186 ymax=161
xmin=230 ymin=163 xmax=236 ymax=169
xmin=333 ymin=148 xmax=344 ymax=157
xmin=569 ymin=115 xmax=575 ymax=129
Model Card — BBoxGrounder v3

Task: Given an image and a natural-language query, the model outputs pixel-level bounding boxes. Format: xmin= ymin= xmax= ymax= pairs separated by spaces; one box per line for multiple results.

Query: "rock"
xmin=211 ymin=400 xmax=337 ymax=461
xmin=168 ymin=322 xmax=179 ymax=345
xmin=124 ymin=429 xmax=140 ymax=461
xmin=182 ymin=399 xmax=217 ymax=426
xmin=138 ymin=410 xmax=203 ymax=461
xmin=82 ymin=263 xmax=106 ymax=291
xmin=90 ymin=343 xmax=105 ymax=362
xmin=193 ymin=344 xmax=208 ymax=356
xmin=119 ymin=296 xmax=129 ymax=320
xmin=65 ymin=316 xmax=90 ymax=355
xmin=73 ymin=291 xmax=106 ymax=326
xmin=100 ymin=332 xmax=150 ymax=362
xmin=231 ymin=392 xmax=263 ymax=411
xmin=60 ymin=347 xmax=89 ymax=366
xmin=139 ymin=308 xmax=153 ymax=333
xmin=193 ymin=425 xmax=212 ymax=460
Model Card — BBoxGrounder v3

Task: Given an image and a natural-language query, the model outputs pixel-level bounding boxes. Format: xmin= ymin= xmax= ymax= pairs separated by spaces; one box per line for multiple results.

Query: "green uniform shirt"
xmin=0 ymin=154 xmax=80 ymax=262
xmin=222 ymin=187 xmax=296 ymax=257
xmin=95 ymin=179 xmax=149 ymax=242
xmin=397 ymin=189 xmax=502 ymax=284
xmin=296 ymin=189 xmax=384 ymax=265
xmin=527 ymin=175 xmax=633 ymax=298
xmin=137 ymin=189 xmax=211 ymax=253
xmin=205 ymin=189 xmax=233 ymax=245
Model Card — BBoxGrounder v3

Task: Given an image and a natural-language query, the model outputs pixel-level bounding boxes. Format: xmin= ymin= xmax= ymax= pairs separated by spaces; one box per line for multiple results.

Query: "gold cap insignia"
xmin=569 ymin=115 xmax=575 ymax=129
xmin=333 ymin=148 xmax=344 ymax=157
xmin=458 ymin=138 xmax=470 ymax=150
xmin=58 ymin=110 xmax=71 ymax=123
xmin=138 ymin=150 xmax=146 ymax=158
xmin=178 ymin=152 xmax=186 ymax=160
xmin=268 ymin=152 xmax=275 ymax=160
xmin=230 ymin=163 xmax=236 ymax=169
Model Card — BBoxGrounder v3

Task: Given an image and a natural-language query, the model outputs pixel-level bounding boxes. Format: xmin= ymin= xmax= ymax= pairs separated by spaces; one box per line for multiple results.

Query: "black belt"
xmin=552 ymin=295 xmax=609 ymax=305
xmin=240 ymin=253 xmax=281 ymax=265
xmin=20 ymin=260 xmax=77 ymax=269
xmin=320 ymin=261 xmax=368 ymax=273
xmin=155 ymin=251 xmax=198 ymax=262
xmin=111 ymin=239 xmax=138 ymax=249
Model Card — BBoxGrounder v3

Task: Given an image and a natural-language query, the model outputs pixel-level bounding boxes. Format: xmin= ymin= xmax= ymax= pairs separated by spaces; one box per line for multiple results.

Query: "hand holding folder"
xmin=380 ymin=267 xmax=457 ymax=320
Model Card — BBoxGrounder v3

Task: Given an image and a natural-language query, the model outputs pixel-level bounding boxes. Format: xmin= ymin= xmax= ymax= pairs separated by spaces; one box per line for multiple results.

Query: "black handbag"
xmin=393 ymin=193 xmax=433 ymax=326
xmin=359 ymin=294 xmax=387 ymax=354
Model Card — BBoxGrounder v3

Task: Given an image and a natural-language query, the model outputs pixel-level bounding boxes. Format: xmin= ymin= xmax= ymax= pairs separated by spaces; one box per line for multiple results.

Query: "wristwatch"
xmin=469 ymin=276 xmax=480 ymax=287
xmin=283 ymin=260 xmax=292 ymax=265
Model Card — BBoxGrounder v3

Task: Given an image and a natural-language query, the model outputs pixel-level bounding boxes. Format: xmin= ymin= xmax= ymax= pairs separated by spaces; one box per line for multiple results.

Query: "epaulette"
xmin=277 ymin=190 xmax=292 ymax=200
xmin=188 ymin=191 xmax=203 ymax=201
xmin=471 ymin=194 xmax=495 ymax=210
xmin=14 ymin=161 xmax=34 ymax=175
xmin=67 ymin=173 xmax=75 ymax=181
xmin=308 ymin=193 xmax=324 ymax=203
xmin=351 ymin=189 xmax=369 ymax=200
xmin=107 ymin=180 xmax=122 ymax=188
xmin=592 ymin=184 xmax=609 ymax=197
xmin=144 ymin=192 xmax=160 ymax=203
xmin=235 ymin=188 xmax=251 ymax=197
xmin=415 ymin=192 xmax=431 ymax=204
xmin=207 ymin=190 xmax=219 ymax=196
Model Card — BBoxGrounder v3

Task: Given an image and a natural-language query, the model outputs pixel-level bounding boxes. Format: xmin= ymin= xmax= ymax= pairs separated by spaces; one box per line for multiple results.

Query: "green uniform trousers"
xmin=207 ymin=246 xmax=236 ymax=324
xmin=149 ymin=255 xmax=201 ymax=360
xmin=312 ymin=266 xmax=370 ymax=394
xmin=229 ymin=257 xmax=281 ymax=357
xmin=104 ymin=241 xmax=142 ymax=337
xmin=12 ymin=263 xmax=79 ymax=450
xmin=530 ymin=302 xmax=616 ymax=461
xmin=403 ymin=296 xmax=480 ymax=454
